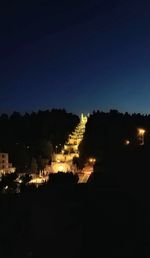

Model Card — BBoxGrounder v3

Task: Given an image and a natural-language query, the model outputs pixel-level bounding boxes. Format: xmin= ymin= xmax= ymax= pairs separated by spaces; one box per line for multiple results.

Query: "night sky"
xmin=0 ymin=0 xmax=150 ymax=115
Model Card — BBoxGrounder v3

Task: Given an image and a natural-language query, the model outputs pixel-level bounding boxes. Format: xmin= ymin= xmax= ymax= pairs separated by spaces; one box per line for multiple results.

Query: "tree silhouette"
xmin=30 ymin=158 xmax=38 ymax=174
xmin=48 ymin=172 xmax=79 ymax=184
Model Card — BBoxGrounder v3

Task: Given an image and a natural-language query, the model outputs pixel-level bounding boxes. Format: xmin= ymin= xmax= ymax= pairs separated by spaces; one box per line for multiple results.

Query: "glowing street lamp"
xmin=137 ymin=128 xmax=146 ymax=145
xmin=124 ymin=139 xmax=130 ymax=145
xmin=89 ymin=158 xmax=96 ymax=164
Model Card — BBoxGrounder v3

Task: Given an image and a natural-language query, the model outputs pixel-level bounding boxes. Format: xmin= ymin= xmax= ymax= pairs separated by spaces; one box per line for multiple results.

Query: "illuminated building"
xmin=0 ymin=153 xmax=15 ymax=176
xmin=48 ymin=113 xmax=88 ymax=173
xmin=30 ymin=113 xmax=95 ymax=184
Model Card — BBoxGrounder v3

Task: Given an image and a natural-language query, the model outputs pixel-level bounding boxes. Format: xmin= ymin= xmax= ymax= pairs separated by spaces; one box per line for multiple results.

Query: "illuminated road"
xmin=78 ymin=165 xmax=93 ymax=183
xmin=78 ymin=173 xmax=91 ymax=183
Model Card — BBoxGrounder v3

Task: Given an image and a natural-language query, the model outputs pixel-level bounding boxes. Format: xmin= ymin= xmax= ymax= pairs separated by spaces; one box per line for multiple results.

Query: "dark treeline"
xmin=79 ymin=109 xmax=150 ymax=164
xmin=0 ymin=109 xmax=79 ymax=172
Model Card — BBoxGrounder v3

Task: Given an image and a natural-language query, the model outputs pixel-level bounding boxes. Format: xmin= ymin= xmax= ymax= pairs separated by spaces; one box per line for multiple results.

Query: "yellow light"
xmin=29 ymin=177 xmax=44 ymax=184
xmin=89 ymin=158 xmax=96 ymax=163
xmin=58 ymin=165 xmax=64 ymax=172
xmin=138 ymin=128 xmax=146 ymax=136
xmin=125 ymin=140 xmax=130 ymax=145
xmin=137 ymin=128 xmax=146 ymax=145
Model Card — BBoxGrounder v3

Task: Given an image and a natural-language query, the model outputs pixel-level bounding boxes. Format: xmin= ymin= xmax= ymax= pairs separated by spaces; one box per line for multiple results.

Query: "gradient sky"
xmin=0 ymin=0 xmax=150 ymax=115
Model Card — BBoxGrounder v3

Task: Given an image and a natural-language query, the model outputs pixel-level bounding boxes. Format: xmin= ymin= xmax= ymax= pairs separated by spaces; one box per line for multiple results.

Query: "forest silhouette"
xmin=0 ymin=108 xmax=150 ymax=257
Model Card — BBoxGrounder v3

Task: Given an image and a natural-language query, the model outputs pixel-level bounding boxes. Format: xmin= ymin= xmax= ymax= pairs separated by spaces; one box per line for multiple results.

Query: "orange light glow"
xmin=89 ymin=158 xmax=96 ymax=163
xmin=125 ymin=140 xmax=130 ymax=145
xmin=138 ymin=128 xmax=146 ymax=136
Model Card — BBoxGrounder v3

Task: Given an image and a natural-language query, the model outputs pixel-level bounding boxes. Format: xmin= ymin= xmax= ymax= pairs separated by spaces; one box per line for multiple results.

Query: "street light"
xmin=124 ymin=139 xmax=130 ymax=145
xmin=137 ymin=128 xmax=146 ymax=145
xmin=89 ymin=158 xmax=96 ymax=164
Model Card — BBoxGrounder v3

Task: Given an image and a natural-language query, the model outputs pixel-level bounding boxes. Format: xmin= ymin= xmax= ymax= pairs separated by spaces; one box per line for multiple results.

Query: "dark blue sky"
xmin=0 ymin=0 xmax=150 ymax=115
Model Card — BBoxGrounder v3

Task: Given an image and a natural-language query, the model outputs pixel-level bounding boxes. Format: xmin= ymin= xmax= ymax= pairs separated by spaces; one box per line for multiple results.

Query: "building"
xmin=0 ymin=153 xmax=15 ymax=176
xmin=45 ymin=113 xmax=88 ymax=174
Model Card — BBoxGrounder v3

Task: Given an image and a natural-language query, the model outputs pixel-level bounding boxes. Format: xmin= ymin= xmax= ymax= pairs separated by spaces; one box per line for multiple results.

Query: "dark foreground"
xmin=0 ymin=182 xmax=149 ymax=258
